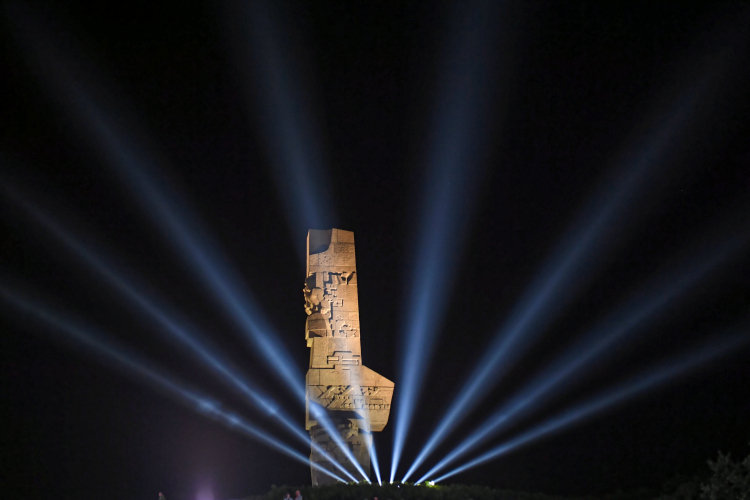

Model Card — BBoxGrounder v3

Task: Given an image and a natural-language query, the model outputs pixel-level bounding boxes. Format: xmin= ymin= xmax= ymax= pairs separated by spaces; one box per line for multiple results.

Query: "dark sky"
xmin=2 ymin=2 xmax=750 ymax=499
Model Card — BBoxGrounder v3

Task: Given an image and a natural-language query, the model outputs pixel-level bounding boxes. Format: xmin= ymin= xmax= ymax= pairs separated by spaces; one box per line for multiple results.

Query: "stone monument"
xmin=303 ymin=228 xmax=394 ymax=484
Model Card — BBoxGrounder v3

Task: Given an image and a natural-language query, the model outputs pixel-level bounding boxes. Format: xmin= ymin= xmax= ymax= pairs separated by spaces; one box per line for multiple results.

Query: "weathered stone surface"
xmin=304 ymin=228 xmax=394 ymax=485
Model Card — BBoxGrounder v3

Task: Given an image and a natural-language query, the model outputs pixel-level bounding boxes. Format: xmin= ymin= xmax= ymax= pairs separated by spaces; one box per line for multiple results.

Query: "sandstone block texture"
xmin=304 ymin=229 xmax=394 ymax=485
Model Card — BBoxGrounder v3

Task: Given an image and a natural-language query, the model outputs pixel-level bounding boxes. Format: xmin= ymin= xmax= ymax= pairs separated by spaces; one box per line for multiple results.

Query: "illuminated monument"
xmin=303 ymin=229 xmax=394 ymax=484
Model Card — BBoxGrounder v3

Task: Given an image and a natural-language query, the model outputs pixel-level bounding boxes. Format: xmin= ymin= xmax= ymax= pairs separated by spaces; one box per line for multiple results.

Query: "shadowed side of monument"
xmin=303 ymin=229 xmax=395 ymax=484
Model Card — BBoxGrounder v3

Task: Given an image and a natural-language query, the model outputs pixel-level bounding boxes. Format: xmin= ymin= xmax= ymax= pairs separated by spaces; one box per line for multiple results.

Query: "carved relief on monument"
xmin=303 ymin=228 xmax=394 ymax=484
xmin=304 ymin=271 xmax=360 ymax=338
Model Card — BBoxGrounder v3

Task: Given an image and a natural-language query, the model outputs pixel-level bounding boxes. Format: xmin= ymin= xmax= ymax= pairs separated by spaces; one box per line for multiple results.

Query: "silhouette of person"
xmin=158 ymin=493 xmax=166 ymax=500
xmin=295 ymin=490 xmax=303 ymax=500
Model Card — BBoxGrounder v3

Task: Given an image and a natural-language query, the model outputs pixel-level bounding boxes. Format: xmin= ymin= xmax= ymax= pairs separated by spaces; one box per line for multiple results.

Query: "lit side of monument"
xmin=303 ymin=228 xmax=394 ymax=484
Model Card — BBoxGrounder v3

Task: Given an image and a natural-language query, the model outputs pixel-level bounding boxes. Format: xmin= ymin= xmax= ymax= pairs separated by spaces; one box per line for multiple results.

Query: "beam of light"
xmin=391 ymin=0 xmax=507 ymax=482
xmin=402 ymin=49 xmax=730 ymax=484
xmin=0 ymin=187 xmax=361 ymax=483
xmin=7 ymin=9 xmax=372 ymax=478
xmin=11 ymin=7 xmax=375 ymax=484
xmin=293 ymin=376 xmax=374 ymax=482
xmin=370 ymin=439 xmax=382 ymax=486
xmin=0 ymin=288 xmax=346 ymax=484
xmin=2 ymin=187 xmax=280 ymax=417
xmin=430 ymin=330 xmax=749 ymax=483
xmin=60 ymin=95 xmax=367 ymax=476
xmin=363 ymin=410 xmax=383 ymax=485
xmin=118 ymin=142 xmax=369 ymax=477
xmin=225 ymin=0 xmax=336 ymax=247
xmin=7 ymin=1 xmax=306 ymax=403
xmin=308 ymin=403 xmax=371 ymax=482
xmin=415 ymin=232 xmax=746 ymax=483
xmin=350 ymin=370 xmax=383 ymax=484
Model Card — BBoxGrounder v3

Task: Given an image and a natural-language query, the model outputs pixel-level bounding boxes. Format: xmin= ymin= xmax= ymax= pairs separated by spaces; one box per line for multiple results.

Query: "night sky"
xmin=2 ymin=2 xmax=750 ymax=499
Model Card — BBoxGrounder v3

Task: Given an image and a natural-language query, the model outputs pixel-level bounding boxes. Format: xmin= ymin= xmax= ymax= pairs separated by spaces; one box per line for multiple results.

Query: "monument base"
xmin=310 ymin=418 xmax=371 ymax=485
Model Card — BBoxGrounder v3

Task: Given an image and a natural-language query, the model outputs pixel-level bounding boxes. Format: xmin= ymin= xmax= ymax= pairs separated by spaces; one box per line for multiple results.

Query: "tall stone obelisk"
xmin=303 ymin=229 xmax=394 ymax=484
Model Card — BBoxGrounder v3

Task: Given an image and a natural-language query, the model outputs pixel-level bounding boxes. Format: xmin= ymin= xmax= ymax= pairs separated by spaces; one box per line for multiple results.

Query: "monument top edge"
xmin=307 ymin=227 xmax=353 ymax=235
xmin=307 ymin=228 xmax=355 ymax=249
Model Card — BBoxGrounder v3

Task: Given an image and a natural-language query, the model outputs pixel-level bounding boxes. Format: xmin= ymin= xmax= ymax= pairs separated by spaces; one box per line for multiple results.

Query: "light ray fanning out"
xmin=392 ymin=0 xmax=506 ymax=481
xmin=8 ymin=9 xmax=367 ymax=478
xmin=2 ymin=187 xmax=361 ymax=482
xmin=402 ymin=52 xmax=726 ymax=482
xmin=350 ymin=370 xmax=383 ymax=484
xmin=88 ymin=56 xmax=366 ymax=485
xmin=4 ymin=188 xmax=278 ymax=416
xmin=308 ymin=403 xmax=372 ymax=482
xmin=226 ymin=0 xmax=336 ymax=245
xmin=88 ymin=102 xmax=367 ymax=478
xmin=416 ymin=233 xmax=746 ymax=482
xmin=430 ymin=330 xmax=749 ymax=483
xmin=9 ymin=1 xmax=305 ymax=402
xmin=370 ymin=439 xmax=383 ymax=485
xmin=0 ymin=288 xmax=346 ymax=483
